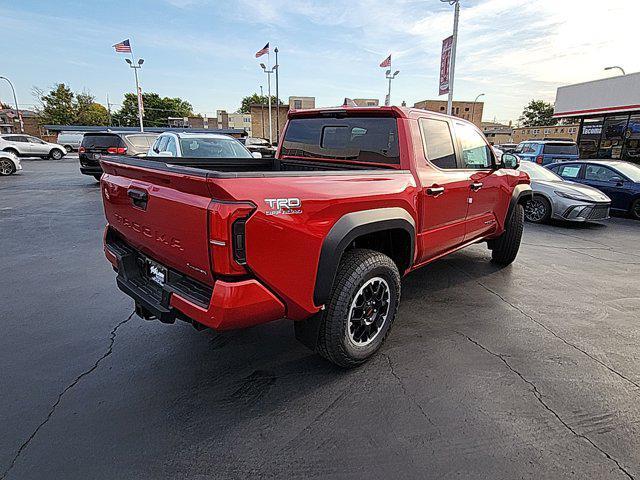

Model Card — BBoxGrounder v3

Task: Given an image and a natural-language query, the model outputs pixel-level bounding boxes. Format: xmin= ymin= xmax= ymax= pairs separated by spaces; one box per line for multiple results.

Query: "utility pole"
xmin=125 ymin=56 xmax=145 ymax=132
xmin=274 ymin=47 xmax=279 ymax=143
xmin=442 ymin=0 xmax=460 ymax=116
xmin=106 ymin=94 xmax=114 ymax=126
xmin=0 ymin=76 xmax=24 ymax=133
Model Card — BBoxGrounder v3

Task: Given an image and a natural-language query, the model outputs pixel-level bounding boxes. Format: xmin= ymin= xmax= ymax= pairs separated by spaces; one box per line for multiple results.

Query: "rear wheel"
xmin=316 ymin=249 xmax=400 ymax=368
xmin=490 ymin=203 xmax=524 ymax=266
xmin=49 ymin=149 xmax=64 ymax=160
xmin=524 ymin=195 xmax=551 ymax=223
xmin=630 ymin=198 xmax=640 ymax=220
xmin=64 ymin=145 xmax=72 ymax=153
xmin=0 ymin=158 xmax=16 ymax=176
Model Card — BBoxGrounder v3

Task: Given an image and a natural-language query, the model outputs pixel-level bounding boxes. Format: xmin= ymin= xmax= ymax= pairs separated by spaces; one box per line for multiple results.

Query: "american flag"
xmin=255 ymin=42 xmax=269 ymax=58
xmin=113 ymin=39 xmax=132 ymax=53
xmin=379 ymin=54 xmax=391 ymax=68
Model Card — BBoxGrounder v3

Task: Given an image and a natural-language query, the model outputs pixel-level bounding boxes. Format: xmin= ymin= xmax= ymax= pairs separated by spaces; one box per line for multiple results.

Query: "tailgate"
xmin=101 ymin=158 xmax=214 ymax=285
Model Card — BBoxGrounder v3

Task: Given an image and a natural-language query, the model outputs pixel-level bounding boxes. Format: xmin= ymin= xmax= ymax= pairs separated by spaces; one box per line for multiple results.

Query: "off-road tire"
xmin=490 ymin=203 xmax=524 ymax=265
xmin=316 ymin=248 xmax=400 ymax=368
xmin=49 ymin=149 xmax=64 ymax=160
xmin=524 ymin=195 xmax=551 ymax=223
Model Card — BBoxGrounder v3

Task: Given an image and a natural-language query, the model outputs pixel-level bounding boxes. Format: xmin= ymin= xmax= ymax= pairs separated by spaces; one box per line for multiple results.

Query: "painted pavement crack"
xmin=457 ymin=331 xmax=634 ymax=480
xmin=0 ymin=311 xmax=135 ymax=479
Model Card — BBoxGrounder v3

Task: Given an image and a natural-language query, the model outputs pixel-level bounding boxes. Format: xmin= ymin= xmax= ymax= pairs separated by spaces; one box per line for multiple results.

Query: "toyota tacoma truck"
xmin=100 ymin=106 xmax=531 ymax=367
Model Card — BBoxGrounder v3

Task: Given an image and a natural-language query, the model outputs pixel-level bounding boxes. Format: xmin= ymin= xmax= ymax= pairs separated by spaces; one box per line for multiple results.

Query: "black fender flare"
xmin=313 ymin=207 xmax=415 ymax=306
xmin=506 ymin=184 xmax=533 ymax=226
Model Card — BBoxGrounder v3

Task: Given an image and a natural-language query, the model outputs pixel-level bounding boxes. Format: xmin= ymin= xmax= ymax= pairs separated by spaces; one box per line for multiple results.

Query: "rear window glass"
xmin=543 ymin=143 xmax=578 ymax=155
xmin=281 ymin=116 xmax=399 ymax=165
xmin=81 ymin=134 xmax=124 ymax=148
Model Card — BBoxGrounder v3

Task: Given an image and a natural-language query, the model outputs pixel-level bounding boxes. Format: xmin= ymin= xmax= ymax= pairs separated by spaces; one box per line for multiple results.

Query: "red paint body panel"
xmin=100 ymin=106 xmax=529 ymax=330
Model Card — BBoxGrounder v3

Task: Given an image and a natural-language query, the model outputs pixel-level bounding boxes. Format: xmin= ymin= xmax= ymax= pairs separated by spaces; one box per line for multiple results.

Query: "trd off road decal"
xmin=265 ymin=198 xmax=302 ymax=216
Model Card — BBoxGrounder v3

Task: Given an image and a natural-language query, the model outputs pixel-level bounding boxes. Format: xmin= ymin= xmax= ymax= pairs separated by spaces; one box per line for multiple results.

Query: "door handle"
xmin=127 ymin=188 xmax=148 ymax=209
xmin=470 ymin=182 xmax=483 ymax=191
xmin=426 ymin=186 xmax=445 ymax=196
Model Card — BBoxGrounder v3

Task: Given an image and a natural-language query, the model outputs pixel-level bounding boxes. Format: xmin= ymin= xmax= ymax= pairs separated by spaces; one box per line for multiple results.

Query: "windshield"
xmin=612 ymin=162 xmax=640 ymax=182
xmin=543 ymin=143 xmax=578 ymax=155
xmin=519 ymin=160 xmax=563 ymax=181
xmin=179 ymin=137 xmax=252 ymax=158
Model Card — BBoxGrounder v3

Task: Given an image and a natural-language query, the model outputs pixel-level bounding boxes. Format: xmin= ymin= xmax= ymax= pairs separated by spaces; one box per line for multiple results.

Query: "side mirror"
xmin=157 ymin=151 xmax=174 ymax=157
xmin=252 ymin=151 xmax=263 ymax=158
xmin=501 ymin=153 xmax=519 ymax=169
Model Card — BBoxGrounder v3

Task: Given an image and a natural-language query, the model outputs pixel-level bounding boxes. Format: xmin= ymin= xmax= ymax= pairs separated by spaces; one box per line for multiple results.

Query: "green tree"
xmin=113 ymin=92 xmax=193 ymax=127
xmin=239 ymin=93 xmax=283 ymax=114
xmin=34 ymin=83 xmax=75 ymax=125
xmin=73 ymin=91 xmax=109 ymax=125
xmin=519 ymin=100 xmax=557 ymax=127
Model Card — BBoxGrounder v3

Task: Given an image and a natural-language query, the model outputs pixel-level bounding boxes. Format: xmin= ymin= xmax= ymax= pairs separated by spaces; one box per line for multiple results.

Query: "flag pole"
xmin=267 ymin=49 xmax=272 ymax=144
xmin=274 ymin=47 xmax=279 ymax=144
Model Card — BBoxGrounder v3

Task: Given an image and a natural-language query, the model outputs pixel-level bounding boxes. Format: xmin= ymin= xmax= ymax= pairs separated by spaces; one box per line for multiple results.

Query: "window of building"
xmin=439 ymin=106 xmax=445 ymax=111
xmin=456 ymin=122 xmax=492 ymax=169
xmin=293 ymin=100 xmax=302 ymax=109
xmin=623 ymin=114 xmax=640 ymax=160
xmin=366 ymin=101 xmax=376 ymax=106
xmin=532 ymin=129 xmax=540 ymax=135
xmin=578 ymin=117 xmax=604 ymax=158
xmin=419 ymin=118 xmax=456 ymax=169
xmin=464 ymin=107 xmax=470 ymax=112
xmin=544 ymin=128 xmax=551 ymax=134
xmin=598 ymin=115 xmax=629 ymax=159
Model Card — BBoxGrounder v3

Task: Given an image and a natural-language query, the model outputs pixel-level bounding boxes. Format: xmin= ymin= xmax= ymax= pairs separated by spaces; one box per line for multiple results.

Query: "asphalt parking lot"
xmin=1 ymin=158 xmax=639 ymax=479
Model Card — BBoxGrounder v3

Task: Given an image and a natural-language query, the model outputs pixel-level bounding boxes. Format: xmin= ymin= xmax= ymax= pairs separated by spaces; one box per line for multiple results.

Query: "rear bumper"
xmin=80 ymin=166 xmax=103 ymax=175
xmin=104 ymin=228 xmax=285 ymax=330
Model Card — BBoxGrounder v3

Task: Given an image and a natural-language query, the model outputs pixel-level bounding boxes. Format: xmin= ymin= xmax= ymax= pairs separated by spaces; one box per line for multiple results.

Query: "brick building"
xmin=250 ymin=96 xmax=315 ymax=141
xmin=413 ymin=99 xmax=484 ymax=126
xmin=353 ymin=98 xmax=380 ymax=107
xmin=512 ymin=124 xmax=579 ymax=144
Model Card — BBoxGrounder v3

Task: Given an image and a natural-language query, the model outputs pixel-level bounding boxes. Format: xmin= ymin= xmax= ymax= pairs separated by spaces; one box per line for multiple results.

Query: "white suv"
xmin=147 ymin=132 xmax=259 ymax=158
xmin=0 ymin=134 xmax=67 ymax=160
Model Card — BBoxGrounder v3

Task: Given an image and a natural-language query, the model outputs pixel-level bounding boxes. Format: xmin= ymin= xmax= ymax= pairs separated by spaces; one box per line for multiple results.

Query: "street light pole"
xmin=385 ymin=70 xmax=400 ymax=106
xmin=0 ymin=76 xmax=24 ymax=133
xmin=604 ymin=66 xmax=626 ymax=76
xmin=260 ymin=63 xmax=275 ymax=144
xmin=260 ymin=85 xmax=265 ymax=139
xmin=442 ymin=0 xmax=460 ymax=116
xmin=125 ymin=57 xmax=145 ymax=132
xmin=472 ymin=93 xmax=484 ymax=125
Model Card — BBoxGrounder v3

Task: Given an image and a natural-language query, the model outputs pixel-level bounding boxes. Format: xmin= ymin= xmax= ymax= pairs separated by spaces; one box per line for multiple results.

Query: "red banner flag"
xmin=439 ymin=36 xmax=453 ymax=96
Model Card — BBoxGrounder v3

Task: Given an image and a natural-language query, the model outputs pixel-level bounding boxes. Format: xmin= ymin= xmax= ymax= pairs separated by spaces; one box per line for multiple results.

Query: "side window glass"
xmin=584 ymin=165 xmax=617 ymax=182
xmin=557 ymin=165 xmax=581 ymax=179
xmin=157 ymin=136 xmax=169 ymax=152
xmin=419 ymin=118 xmax=457 ymax=169
xmin=166 ymin=137 xmax=178 ymax=156
xmin=456 ymin=123 xmax=492 ymax=169
xmin=514 ymin=143 xmax=524 ymax=153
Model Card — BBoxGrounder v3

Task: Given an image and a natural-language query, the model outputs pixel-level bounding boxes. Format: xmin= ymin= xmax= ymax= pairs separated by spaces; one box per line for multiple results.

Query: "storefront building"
xmin=553 ymin=72 xmax=640 ymax=163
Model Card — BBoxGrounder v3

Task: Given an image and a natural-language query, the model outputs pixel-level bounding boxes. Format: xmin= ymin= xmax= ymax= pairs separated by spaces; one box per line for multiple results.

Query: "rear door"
xmin=453 ymin=122 xmax=505 ymax=242
xmin=415 ymin=116 xmax=471 ymax=262
xmin=581 ymin=164 xmax=632 ymax=210
xmin=27 ymin=136 xmax=48 ymax=155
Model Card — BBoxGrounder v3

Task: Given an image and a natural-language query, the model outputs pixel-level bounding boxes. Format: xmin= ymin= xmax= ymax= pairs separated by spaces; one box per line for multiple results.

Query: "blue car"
xmin=546 ymin=160 xmax=640 ymax=219
xmin=514 ymin=140 xmax=579 ymax=166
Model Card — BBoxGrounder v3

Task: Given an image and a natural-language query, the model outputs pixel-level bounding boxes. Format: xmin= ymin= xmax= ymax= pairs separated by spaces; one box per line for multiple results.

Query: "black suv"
xmin=79 ymin=132 xmax=158 ymax=180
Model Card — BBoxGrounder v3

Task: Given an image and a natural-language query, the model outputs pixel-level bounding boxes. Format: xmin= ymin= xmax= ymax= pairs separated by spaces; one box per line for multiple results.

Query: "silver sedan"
xmin=518 ymin=161 xmax=611 ymax=223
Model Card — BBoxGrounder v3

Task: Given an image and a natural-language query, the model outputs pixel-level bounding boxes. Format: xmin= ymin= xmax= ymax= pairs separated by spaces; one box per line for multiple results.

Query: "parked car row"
xmin=0 ymin=134 xmax=67 ymax=161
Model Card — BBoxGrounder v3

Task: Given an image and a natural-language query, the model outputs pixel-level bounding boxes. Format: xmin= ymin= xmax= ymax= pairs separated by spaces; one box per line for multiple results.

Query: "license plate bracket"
xmin=144 ymin=258 xmax=167 ymax=286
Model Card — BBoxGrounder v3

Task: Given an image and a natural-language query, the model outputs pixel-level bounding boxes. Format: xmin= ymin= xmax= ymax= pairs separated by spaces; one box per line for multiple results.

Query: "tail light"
xmin=207 ymin=201 xmax=255 ymax=276
xmin=107 ymin=147 xmax=127 ymax=154
xmin=536 ymin=155 xmax=544 ymax=164
xmin=78 ymin=146 xmax=85 ymax=154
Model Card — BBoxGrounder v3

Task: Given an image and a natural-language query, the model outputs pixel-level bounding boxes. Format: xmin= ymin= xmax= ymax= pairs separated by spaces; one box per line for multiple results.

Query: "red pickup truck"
xmin=100 ymin=106 xmax=531 ymax=367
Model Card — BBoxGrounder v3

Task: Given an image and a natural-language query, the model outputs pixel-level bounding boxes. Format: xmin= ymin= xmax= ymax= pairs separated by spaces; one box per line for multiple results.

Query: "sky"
xmin=2 ymin=0 xmax=639 ymax=124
